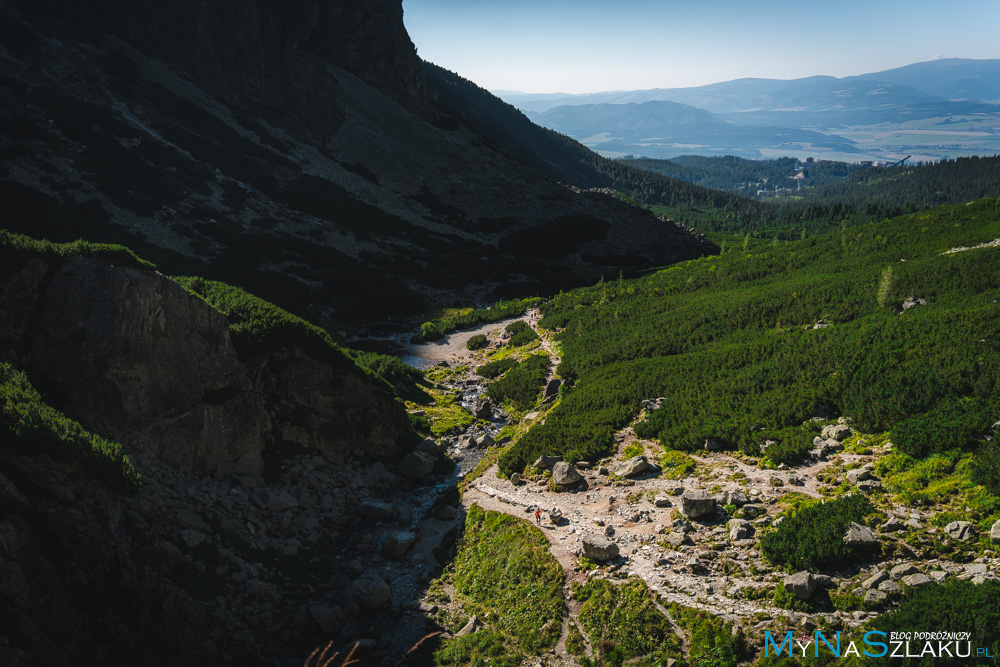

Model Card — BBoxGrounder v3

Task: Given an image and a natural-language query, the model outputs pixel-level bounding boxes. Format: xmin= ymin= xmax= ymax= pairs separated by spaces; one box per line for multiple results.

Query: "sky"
xmin=402 ymin=0 xmax=1000 ymax=94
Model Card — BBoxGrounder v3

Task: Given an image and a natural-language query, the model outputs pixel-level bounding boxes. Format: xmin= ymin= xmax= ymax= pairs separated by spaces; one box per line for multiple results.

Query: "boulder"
xmin=310 ymin=604 xmax=342 ymax=634
xmin=680 ymin=490 xmax=716 ymax=519
xmin=944 ymin=521 xmax=977 ymax=542
xmin=267 ymin=490 xmax=299 ymax=512
xmin=880 ymin=518 xmax=904 ymax=533
xmin=822 ymin=424 xmax=853 ymax=441
xmin=783 ymin=571 xmax=816 ymax=600
xmin=703 ymin=438 xmax=724 ymax=452
xmin=532 ymin=455 xmax=561 ymax=471
xmin=846 ymin=468 xmax=874 ymax=484
xmin=543 ymin=379 xmax=561 ymax=399
xmin=399 ymin=451 xmax=435 ymax=481
xmin=901 ymin=296 xmax=927 ymax=311
xmin=455 ymin=615 xmax=481 ymax=637
xmin=510 ymin=472 xmax=522 ymax=486
xmin=864 ymin=589 xmax=888 ymax=607
xmin=549 ymin=507 xmax=565 ymax=525
xmin=654 ymin=495 xmax=672 ymax=508
xmin=666 ymin=532 xmax=689 ymax=548
xmin=613 ymin=456 xmax=650 ymax=478
xmin=474 ymin=433 xmax=494 ymax=448
xmin=890 ymin=564 xmax=920 ymax=581
xmin=582 ymin=534 xmax=619 ymax=562
xmin=359 ymin=500 xmax=394 ymax=521
xmin=878 ymin=580 xmax=902 ymax=595
xmin=901 ymin=573 xmax=932 ymax=588
xmin=474 ymin=400 xmax=493 ymax=419
xmin=352 ymin=575 xmax=392 ymax=610
xmin=728 ymin=519 xmax=754 ymax=541
xmin=721 ymin=490 xmax=750 ymax=506
xmin=843 ymin=522 xmax=879 ymax=547
xmin=551 ymin=462 xmax=582 ymax=486
xmin=382 ymin=531 xmax=417 ymax=558
xmin=991 ymin=519 xmax=1000 ymax=544
xmin=861 ymin=570 xmax=888 ymax=590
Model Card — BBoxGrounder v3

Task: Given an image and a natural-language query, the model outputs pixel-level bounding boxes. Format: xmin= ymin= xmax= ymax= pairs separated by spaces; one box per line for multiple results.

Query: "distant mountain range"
xmin=498 ymin=59 xmax=1000 ymax=161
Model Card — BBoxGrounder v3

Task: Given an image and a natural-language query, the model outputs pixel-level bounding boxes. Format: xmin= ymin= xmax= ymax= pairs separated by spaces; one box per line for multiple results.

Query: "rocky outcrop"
xmin=784 ymin=571 xmax=816 ymax=600
xmin=679 ymin=490 xmax=716 ymax=519
xmin=944 ymin=520 xmax=976 ymax=541
xmin=2 ymin=254 xmax=411 ymax=478
xmin=614 ymin=455 xmax=650 ymax=478
xmin=551 ymin=462 xmax=582 ymax=486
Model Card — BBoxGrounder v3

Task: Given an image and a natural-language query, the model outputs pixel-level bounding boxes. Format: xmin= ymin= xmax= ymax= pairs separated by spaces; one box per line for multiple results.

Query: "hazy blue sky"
xmin=403 ymin=0 xmax=1000 ymax=93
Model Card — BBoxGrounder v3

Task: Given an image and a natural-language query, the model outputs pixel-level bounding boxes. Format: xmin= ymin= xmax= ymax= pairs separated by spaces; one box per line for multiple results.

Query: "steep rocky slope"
xmin=0 ymin=0 xmax=711 ymax=328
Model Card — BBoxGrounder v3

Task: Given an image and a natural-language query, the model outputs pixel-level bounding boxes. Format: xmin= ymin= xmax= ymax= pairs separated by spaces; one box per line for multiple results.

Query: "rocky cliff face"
xmin=1 ymin=252 xmax=411 ymax=478
xmin=0 ymin=0 xmax=712 ymax=327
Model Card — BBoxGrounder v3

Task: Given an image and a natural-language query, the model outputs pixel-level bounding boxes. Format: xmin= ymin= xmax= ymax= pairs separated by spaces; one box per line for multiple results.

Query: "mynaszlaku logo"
xmin=764 ymin=630 xmax=995 ymax=659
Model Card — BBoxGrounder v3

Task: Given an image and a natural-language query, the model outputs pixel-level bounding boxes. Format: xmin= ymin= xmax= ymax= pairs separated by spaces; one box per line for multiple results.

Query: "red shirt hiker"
xmin=535 ymin=509 xmax=542 ymax=524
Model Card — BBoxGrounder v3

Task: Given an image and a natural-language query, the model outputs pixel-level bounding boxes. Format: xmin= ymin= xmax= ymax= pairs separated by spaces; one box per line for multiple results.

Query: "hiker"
xmin=535 ymin=508 xmax=542 ymax=524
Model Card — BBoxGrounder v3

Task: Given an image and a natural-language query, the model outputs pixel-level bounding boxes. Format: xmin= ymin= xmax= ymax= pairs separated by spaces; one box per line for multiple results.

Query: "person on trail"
xmin=535 ymin=508 xmax=542 ymax=524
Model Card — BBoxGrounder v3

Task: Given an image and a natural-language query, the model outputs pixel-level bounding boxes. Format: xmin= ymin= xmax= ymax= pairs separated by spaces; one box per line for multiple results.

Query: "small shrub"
xmin=466 ymin=334 xmax=488 ymax=351
xmin=659 ymin=449 xmax=696 ymax=479
xmin=476 ymin=359 xmax=518 ymax=379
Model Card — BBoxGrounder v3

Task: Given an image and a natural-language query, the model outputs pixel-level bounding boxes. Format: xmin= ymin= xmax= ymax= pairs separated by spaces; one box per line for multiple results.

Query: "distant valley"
xmin=499 ymin=59 xmax=1000 ymax=161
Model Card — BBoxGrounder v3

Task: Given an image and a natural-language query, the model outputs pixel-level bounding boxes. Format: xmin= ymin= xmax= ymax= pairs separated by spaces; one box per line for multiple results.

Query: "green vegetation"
xmin=486 ymin=354 xmax=550 ymax=412
xmin=668 ymin=603 xmax=750 ymax=667
xmin=0 ymin=362 xmax=139 ymax=490
xmin=497 ymin=198 xmax=1000 ymax=477
xmin=476 ymin=358 xmax=519 ymax=379
xmin=869 ymin=580 xmax=1000 ymax=666
xmin=434 ymin=504 xmax=563 ymax=666
xmin=760 ymin=495 xmax=876 ymax=571
xmin=659 ymin=450 xmax=696 ymax=479
xmin=466 ymin=334 xmax=488 ymax=351
xmin=0 ymin=228 xmax=156 ymax=270
xmin=175 ymin=276 xmax=421 ymax=393
xmin=573 ymin=577 xmax=682 ymax=666
xmin=504 ymin=320 xmax=539 ymax=347
xmin=413 ymin=297 xmax=543 ymax=343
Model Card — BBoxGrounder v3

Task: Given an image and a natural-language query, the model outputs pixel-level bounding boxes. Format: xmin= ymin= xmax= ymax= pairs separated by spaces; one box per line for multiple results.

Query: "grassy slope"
xmin=499 ymin=197 xmax=1000 ymax=475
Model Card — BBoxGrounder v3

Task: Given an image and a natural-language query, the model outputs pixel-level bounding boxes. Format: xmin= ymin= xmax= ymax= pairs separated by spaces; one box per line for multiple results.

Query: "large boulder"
xmin=846 ymin=468 xmax=874 ymax=484
xmin=679 ymin=490 xmax=716 ymax=519
xmin=551 ymin=462 xmax=582 ymax=486
xmin=581 ymin=534 xmax=619 ymax=562
xmin=727 ymin=519 xmax=754 ymax=541
xmin=381 ymin=531 xmax=417 ymax=558
xmin=991 ymin=519 xmax=1000 ymax=544
xmin=532 ymin=455 xmax=561 ymax=470
xmin=890 ymin=564 xmax=920 ymax=581
xmin=843 ymin=522 xmax=879 ymax=547
xmin=359 ymin=500 xmax=394 ymax=521
xmin=783 ymin=571 xmax=816 ymax=600
xmin=352 ymin=575 xmax=392 ymax=610
xmin=613 ymin=456 xmax=650 ymax=478
xmin=721 ymin=490 xmax=750 ymax=507
xmin=822 ymin=424 xmax=853 ymax=441
xmin=944 ymin=521 xmax=977 ymax=542
xmin=399 ymin=451 xmax=435 ymax=481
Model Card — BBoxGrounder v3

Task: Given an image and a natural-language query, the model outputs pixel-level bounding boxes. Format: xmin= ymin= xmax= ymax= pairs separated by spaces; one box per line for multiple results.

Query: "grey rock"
xmin=474 ymin=400 xmax=493 ymax=419
xmin=613 ymin=455 xmax=650 ymax=478
xmin=880 ymin=518 xmax=904 ymax=533
xmin=267 ymin=490 xmax=299 ymax=512
xmin=510 ymin=472 xmax=522 ymax=485
xmin=846 ymin=469 xmax=874 ymax=484
xmin=178 ymin=529 xmax=208 ymax=549
xmin=856 ymin=480 xmax=884 ymax=493
xmin=728 ymin=519 xmax=754 ymax=541
xmin=399 ymin=450 xmax=435 ymax=481
xmin=704 ymin=438 xmax=725 ymax=452
xmin=864 ymin=589 xmax=888 ymax=607
xmin=666 ymin=532 xmax=689 ymax=548
xmin=582 ymin=534 xmax=620 ymax=562
xmin=382 ymin=531 xmax=417 ymax=558
xmin=436 ymin=505 xmax=458 ymax=521
xmin=359 ymin=500 xmax=394 ymax=521
xmin=532 ymin=455 xmax=561 ymax=470
xmin=680 ymin=490 xmax=716 ymax=519
xmin=944 ymin=521 xmax=976 ymax=542
xmin=861 ymin=571 xmax=888 ymax=590
xmin=901 ymin=573 xmax=932 ymax=588
xmin=890 ymin=564 xmax=920 ymax=581
xmin=551 ymin=462 xmax=582 ymax=486
xmin=352 ymin=575 xmax=392 ymax=610
xmin=878 ymin=580 xmax=902 ymax=594
xmin=903 ymin=518 xmax=922 ymax=529
xmin=822 ymin=424 xmax=853 ymax=441
xmin=721 ymin=490 xmax=750 ymax=506
xmin=784 ymin=571 xmax=816 ymax=600
xmin=929 ymin=571 xmax=949 ymax=582
xmin=901 ymin=296 xmax=927 ymax=311
xmin=473 ymin=433 xmax=494 ymax=448
xmin=991 ymin=519 xmax=1000 ymax=544
xmin=455 ymin=615 xmax=481 ymax=637
xmin=654 ymin=495 xmax=672 ymax=508
xmin=843 ymin=522 xmax=879 ymax=547
xmin=543 ymin=379 xmax=561 ymax=399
